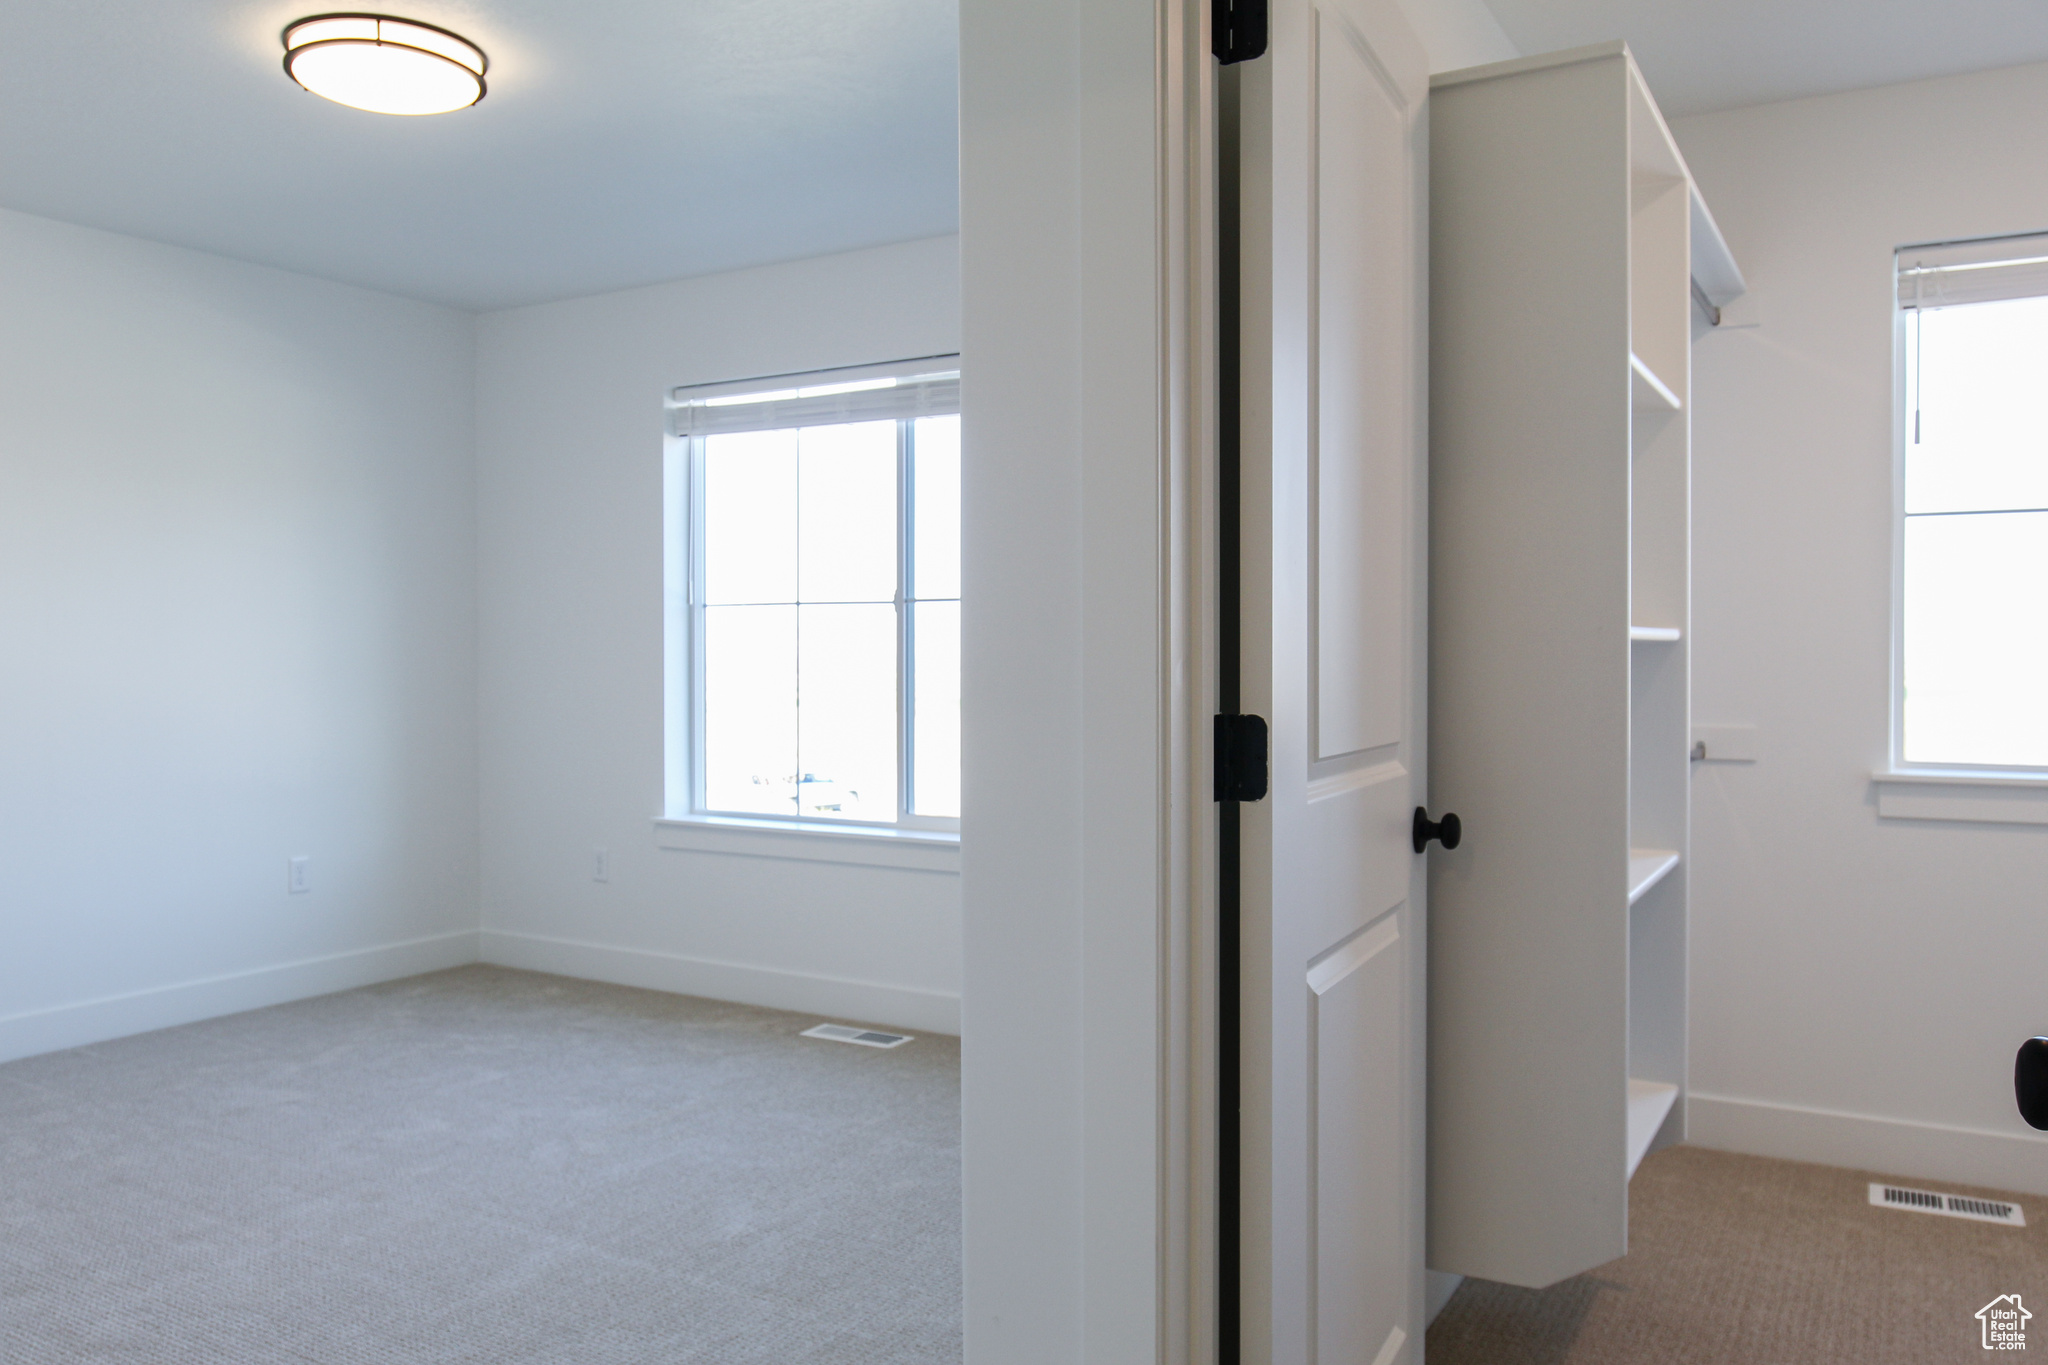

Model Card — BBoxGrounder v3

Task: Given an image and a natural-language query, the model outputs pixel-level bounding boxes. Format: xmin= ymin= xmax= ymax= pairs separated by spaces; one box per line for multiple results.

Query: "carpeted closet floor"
xmin=0 ymin=966 xmax=961 ymax=1365
xmin=1427 ymin=1143 xmax=2046 ymax=1365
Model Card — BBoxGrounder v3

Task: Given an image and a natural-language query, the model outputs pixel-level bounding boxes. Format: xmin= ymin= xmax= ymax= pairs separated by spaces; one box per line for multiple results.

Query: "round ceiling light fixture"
xmin=282 ymin=14 xmax=487 ymax=116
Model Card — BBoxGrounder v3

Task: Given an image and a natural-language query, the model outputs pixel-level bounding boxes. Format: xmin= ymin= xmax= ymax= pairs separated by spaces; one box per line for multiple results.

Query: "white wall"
xmin=1674 ymin=63 xmax=2048 ymax=1194
xmin=1397 ymin=0 xmax=1514 ymax=74
xmin=0 ymin=207 xmax=480 ymax=1063
xmin=473 ymin=236 xmax=963 ymax=1035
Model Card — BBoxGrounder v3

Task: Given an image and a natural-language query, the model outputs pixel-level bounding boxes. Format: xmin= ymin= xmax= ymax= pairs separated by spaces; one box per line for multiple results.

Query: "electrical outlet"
xmin=288 ymin=856 xmax=311 ymax=894
xmin=592 ymin=847 xmax=609 ymax=883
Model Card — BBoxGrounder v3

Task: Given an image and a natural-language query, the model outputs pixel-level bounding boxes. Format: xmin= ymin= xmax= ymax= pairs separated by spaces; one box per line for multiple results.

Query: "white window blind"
xmin=668 ymin=355 xmax=959 ymax=438
xmin=1898 ymin=232 xmax=2048 ymax=311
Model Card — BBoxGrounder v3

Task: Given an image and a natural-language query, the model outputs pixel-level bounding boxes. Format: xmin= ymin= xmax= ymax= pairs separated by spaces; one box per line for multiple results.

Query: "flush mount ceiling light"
xmin=282 ymin=14 xmax=487 ymax=116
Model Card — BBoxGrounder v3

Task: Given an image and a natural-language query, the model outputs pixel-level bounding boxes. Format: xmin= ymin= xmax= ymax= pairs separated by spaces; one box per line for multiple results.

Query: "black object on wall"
xmin=2016 ymin=1038 xmax=2048 ymax=1130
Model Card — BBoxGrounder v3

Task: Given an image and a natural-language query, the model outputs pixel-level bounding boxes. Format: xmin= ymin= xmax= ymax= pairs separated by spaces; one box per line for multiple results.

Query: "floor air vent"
xmin=801 ymin=1023 xmax=912 ymax=1049
xmin=1869 ymin=1182 xmax=2026 ymax=1226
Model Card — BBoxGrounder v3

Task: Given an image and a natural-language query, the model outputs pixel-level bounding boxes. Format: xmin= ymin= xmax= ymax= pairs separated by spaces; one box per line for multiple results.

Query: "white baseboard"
xmin=1687 ymin=1090 xmax=2048 ymax=1198
xmin=479 ymin=929 xmax=962 ymax=1036
xmin=0 ymin=930 xmax=481 ymax=1065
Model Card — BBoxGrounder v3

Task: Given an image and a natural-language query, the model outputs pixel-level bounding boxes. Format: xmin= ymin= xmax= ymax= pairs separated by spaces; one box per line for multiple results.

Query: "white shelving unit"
xmin=1627 ymin=848 xmax=1680 ymax=903
xmin=1425 ymin=42 xmax=1743 ymax=1290
xmin=1626 ymin=1079 xmax=1681 ymax=1178
xmin=1629 ymin=353 xmax=1682 ymax=412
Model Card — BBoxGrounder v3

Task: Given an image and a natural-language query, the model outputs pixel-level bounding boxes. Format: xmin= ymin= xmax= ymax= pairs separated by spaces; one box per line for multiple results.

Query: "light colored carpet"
xmin=1427 ymin=1143 xmax=2046 ymax=1364
xmin=0 ymin=965 xmax=961 ymax=1364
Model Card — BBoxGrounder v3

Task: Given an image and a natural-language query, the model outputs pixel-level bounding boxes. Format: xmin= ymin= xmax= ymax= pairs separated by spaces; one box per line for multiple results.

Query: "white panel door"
xmin=1231 ymin=0 xmax=1428 ymax=1360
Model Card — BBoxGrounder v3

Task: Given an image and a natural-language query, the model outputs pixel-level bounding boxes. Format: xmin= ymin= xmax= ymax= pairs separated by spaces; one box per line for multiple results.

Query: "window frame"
xmin=662 ymin=357 xmax=962 ymax=837
xmin=1889 ymin=237 xmax=2048 ymax=782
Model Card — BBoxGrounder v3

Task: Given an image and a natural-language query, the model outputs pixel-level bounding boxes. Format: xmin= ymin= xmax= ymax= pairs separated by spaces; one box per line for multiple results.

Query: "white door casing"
xmin=1230 ymin=0 xmax=1429 ymax=1361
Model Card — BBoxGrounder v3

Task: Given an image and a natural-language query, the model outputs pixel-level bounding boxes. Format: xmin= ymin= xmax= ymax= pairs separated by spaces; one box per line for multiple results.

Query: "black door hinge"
xmin=1214 ymin=714 xmax=1270 ymax=802
xmin=1212 ymin=0 xmax=1268 ymax=64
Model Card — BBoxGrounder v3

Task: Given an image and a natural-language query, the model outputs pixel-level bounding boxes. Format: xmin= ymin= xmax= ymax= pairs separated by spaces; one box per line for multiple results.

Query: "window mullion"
xmin=690 ymin=436 xmax=709 ymax=816
xmin=899 ymin=417 xmax=915 ymax=824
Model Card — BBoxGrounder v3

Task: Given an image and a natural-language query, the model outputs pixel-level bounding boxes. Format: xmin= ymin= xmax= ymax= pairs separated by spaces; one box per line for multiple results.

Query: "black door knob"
xmin=1413 ymin=807 xmax=1461 ymax=854
xmin=2017 ymin=1038 xmax=2048 ymax=1130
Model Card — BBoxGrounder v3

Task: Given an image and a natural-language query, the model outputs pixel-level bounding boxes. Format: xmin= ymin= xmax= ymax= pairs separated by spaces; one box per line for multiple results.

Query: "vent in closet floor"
xmin=1869 ymin=1182 xmax=2025 ymax=1226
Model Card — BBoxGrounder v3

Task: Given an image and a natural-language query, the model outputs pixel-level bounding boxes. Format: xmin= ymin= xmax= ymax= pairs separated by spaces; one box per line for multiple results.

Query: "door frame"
xmin=958 ymin=0 xmax=1221 ymax=1361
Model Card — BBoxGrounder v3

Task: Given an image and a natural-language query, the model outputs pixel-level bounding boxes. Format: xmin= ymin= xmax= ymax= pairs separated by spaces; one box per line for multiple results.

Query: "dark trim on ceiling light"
xmin=281 ymin=13 xmax=489 ymax=106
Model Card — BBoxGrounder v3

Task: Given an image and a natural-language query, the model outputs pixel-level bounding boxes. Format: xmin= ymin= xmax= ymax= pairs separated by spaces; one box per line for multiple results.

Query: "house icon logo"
xmin=1978 ymin=1294 xmax=2031 ymax=1350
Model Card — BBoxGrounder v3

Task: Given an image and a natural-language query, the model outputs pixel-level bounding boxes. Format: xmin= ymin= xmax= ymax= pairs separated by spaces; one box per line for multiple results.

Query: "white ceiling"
xmin=1481 ymin=0 xmax=2048 ymax=119
xmin=0 ymin=0 xmax=957 ymax=310
xmin=12 ymin=2 xmax=2048 ymax=310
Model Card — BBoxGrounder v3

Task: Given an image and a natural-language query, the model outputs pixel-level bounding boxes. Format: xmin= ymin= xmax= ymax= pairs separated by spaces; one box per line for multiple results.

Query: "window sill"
xmin=1871 ymin=769 xmax=2048 ymax=825
xmin=653 ymin=814 xmax=960 ymax=873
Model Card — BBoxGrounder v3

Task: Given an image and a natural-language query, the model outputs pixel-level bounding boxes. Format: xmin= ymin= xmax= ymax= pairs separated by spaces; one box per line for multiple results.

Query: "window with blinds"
xmin=1896 ymin=235 xmax=2048 ymax=769
xmin=664 ymin=357 xmax=961 ymax=828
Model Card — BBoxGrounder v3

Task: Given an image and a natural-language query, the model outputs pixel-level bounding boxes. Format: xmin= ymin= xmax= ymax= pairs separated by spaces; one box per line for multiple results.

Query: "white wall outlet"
xmin=288 ymin=856 xmax=311 ymax=894
xmin=592 ymin=847 xmax=609 ymax=883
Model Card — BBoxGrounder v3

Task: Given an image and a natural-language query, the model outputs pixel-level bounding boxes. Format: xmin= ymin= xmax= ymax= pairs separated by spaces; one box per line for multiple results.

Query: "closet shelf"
xmin=1628 ymin=848 xmax=1680 ymax=903
xmin=1626 ymin=1078 xmax=1680 ymax=1179
xmin=1629 ymin=625 xmax=1681 ymax=642
xmin=1630 ymin=353 xmax=1682 ymax=412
